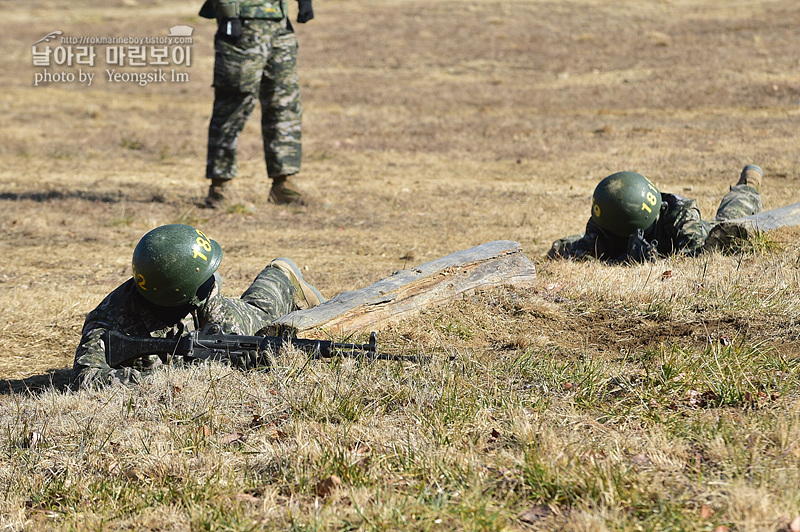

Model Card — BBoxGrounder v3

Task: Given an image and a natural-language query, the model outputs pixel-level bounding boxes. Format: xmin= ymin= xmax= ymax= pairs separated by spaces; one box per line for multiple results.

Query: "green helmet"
xmin=590 ymin=171 xmax=662 ymax=237
xmin=131 ymin=224 xmax=223 ymax=307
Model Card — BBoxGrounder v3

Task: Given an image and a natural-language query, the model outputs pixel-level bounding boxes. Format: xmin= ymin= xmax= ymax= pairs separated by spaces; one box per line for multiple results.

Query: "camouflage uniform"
xmin=205 ymin=0 xmax=303 ymax=181
xmin=72 ymin=267 xmax=294 ymax=389
xmin=548 ymin=184 xmax=762 ymax=262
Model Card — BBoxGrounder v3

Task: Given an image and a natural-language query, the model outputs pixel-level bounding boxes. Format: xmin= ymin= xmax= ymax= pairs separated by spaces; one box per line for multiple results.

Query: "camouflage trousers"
xmin=712 ymin=184 xmax=762 ymax=222
xmin=205 ymin=265 xmax=297 ymax=336
xmin=704 ymin=184 xmax=762 ymax=251
xmin=206 ymin=18 xmax=302 ymax=181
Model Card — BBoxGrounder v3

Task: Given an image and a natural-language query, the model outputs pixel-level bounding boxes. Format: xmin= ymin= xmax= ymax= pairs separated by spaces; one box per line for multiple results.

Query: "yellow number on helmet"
xmin=133 ymin=269 xmax=147 ymax=290
xmin=196 ymin=236 xmax=212 ymax=252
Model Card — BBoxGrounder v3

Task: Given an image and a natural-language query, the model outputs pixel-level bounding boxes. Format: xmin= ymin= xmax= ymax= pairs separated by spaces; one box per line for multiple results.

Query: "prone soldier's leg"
xmin=208 ymin=266 xmax=295 ymax=336
xmin=714 ymin=185 xmax=761 ymax=222
xmin=703 ymin=166 xmax=763 ymax=251
xmin=260 ymin=24 xmax=302 ymax=177
xmin=714 ymin=164 xmax=764 ymax=222
xmin=206 ymin=24 xmax=272 ymax=181
xmin=227 ymin=259 xmax=323 ymax=335
xmin=240 ymin=265 xmax=296 ymax=324
xmin=713 ymin=165 xmax=763 ymax=222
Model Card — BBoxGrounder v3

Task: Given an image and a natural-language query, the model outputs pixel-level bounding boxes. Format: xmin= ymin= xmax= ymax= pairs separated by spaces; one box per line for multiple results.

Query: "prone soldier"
xmin=72 ymin=224 xmax=324 ymax=388
xmin=547 ymin=165 xmax=763 ymax=263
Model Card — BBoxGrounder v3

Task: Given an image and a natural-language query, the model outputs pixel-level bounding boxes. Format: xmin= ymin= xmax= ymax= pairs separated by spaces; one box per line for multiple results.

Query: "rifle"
xmin=104 ymin=323 xmax=425 ymax=369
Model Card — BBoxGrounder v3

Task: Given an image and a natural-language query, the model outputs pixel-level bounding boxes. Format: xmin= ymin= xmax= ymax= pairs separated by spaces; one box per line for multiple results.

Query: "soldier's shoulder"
xmin=660 ymin=192 xmax=700 ymax=213
xmin=661 ymin=192 xmax=694 ymax=203
xmin=84 ymin=279 xmax=139 ymax=323
xmin=96 ymin=278 xmax=137 ymax=304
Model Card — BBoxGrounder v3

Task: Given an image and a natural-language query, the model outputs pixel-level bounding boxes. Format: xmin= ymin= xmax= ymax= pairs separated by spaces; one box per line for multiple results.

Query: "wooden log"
xmin=705 ymin=201 xmax=800 ymax=250
xmin=724 ymin=201 xmax=800 ymax=232
xmin=274 ymin=240 xmax=536 ymax=335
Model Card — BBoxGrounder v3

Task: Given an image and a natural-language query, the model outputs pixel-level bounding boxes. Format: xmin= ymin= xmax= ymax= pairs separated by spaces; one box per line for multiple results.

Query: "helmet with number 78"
xmin=131 ymin=224 xmax=223 ymax=307
xmin=590 ymin=171 xmax=662 ymax=237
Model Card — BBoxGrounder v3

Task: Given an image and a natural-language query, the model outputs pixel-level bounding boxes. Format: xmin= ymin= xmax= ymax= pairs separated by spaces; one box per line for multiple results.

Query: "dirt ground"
xmin=1 ymin=0 xmax=799 ymax=389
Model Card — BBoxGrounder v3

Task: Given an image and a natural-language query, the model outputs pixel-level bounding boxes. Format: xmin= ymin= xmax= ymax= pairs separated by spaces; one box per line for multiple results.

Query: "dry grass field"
xmin=2 ymin=0 xmax=800 ymax=529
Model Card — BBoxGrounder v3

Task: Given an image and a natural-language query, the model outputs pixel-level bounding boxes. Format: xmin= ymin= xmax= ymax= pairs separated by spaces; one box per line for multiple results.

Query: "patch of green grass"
xmin=45 ymin=147 xmax=75 ymax=160
xmin=225 ymin=202 xmax=257 ymax=215
xmin=173 ymin=211 xmax=208 ymax=227
xmin=742 ymin=230 xmax=783 ymax=255
xmin=120 ymin=137 xmax=144 ymax=151
xmin=109 ymin=215 xmax=134 ymax=227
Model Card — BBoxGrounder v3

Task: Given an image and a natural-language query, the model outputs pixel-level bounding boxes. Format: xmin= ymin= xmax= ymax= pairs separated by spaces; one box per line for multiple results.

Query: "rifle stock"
xmin=105 ymin=331 xmax=188 ymax=368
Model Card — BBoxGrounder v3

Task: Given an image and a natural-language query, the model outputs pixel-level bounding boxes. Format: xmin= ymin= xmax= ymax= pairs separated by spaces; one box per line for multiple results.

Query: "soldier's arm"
xmin=547 ymin=220 xmax=628 ymax=262
xmin=72 ymin=323 xmax=141 ymax=390
xmin=662 ymin=197 xmax=709 ymax=256
xmin=547 ymin=233 xmax=596 ymax=260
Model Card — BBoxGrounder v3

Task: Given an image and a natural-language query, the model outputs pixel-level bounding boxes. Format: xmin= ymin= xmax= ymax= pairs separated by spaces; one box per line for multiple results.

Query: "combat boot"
xmin=205 ymin=178 xmax=230 ymax=209
xmin=269 ymin=258 xmax=325 ymax=309
xmin=268 ymin=175 xmax=307 ymax=205
xmin=736 ymin=164 xmax=763 ymax=192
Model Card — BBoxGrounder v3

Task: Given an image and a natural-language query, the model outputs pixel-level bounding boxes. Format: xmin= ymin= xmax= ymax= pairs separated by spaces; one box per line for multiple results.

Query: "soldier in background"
xmin=72 ymin=224 xmax=325 ymax=388
xmin=547 ymin=165 xmax=763 ymax=263
xmin=200 ymin=0 xmax=314 ymax=208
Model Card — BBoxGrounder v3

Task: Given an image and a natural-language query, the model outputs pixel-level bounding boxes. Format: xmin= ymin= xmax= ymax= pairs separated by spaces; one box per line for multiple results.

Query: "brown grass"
xmin=2 ymin=0 xmax=800 ymax=529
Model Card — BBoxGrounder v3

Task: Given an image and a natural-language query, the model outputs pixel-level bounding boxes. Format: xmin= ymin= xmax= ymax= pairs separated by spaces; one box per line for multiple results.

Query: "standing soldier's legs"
xmin=261 ymin=28 xmax=302 ymax=178
xmin=261 ymin=26 xmax=306 ymax=204
xmin=205 ymin=23 xmax=272 ymax=205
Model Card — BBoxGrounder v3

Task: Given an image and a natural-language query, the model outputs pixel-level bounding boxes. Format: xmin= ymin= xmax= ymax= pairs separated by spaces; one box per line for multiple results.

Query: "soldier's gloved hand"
xmin=218 ymin=17 xmax=243 ymax=41
xmin=297 ymin=0 xmax=314 ymax=23
xmin=232 ymin=350 xmax=259 ymax=370
xmin=626 ymin=230 xmax=659 ymax=262
xmin=110 ymin=367 xmax=141 ymax=386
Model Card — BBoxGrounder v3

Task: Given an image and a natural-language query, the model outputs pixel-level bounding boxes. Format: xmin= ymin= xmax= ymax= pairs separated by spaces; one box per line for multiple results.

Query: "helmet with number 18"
xmin=590 ymin=171 xmax=662 ymax=237
xmin=131 ymin=224 xmax=223 ymax=307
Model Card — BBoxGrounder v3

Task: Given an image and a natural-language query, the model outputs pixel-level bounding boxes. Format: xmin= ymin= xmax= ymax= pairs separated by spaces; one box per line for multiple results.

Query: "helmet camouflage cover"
xmin=590 ymin=171 xmax=662 ymax=237
xmin=131 ymin=224 xmax=223 ymax=307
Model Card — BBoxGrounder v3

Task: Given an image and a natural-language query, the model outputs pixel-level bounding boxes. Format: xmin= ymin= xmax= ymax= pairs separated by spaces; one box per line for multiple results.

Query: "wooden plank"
xmin=724 ymin=201 xmax=800 ymax=232
xmin=705 ymin=201 xmax=800 ymax=250
xmin=274 ymin=240 xmax=536 ymax=335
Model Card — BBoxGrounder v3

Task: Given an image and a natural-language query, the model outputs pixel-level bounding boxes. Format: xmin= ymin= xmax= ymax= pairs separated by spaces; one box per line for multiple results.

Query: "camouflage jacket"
xmin=72 ymin=267 xmax=293 ymax=389
xmin=547 ymin=193 xmax=710 ymax=263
